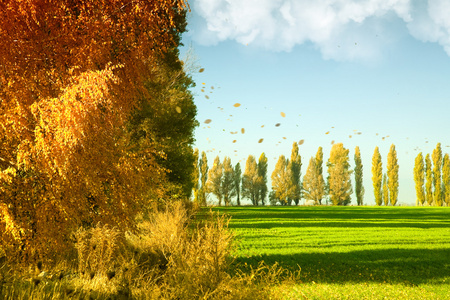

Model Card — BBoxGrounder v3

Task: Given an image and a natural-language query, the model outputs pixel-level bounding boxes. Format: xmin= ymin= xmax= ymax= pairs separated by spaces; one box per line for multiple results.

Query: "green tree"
xmin=327 ymin=143 xmax=353 ymax=206
xmin=387 ymin=144 xmax=399 ymax=206
xmin=242 ymin=155 xmax=260 ymax=205
xmin=432 ymin=143 xmax=443 ymax=206
xmin=354 ymin=146 xmax=365 ymax=206
xmin=198 ymin=151 xmax=209 ymax=206
xmin=207 ymin=156 xmax=223 ymax=206
xmin=233 ymin=162 xmax=242 ymax=206
xmin=442 ymin=154 xmax=450 ymax=206
xmin=192 ymin=148 xmax=200 ymax=204
xmin=302 ymin=157 xmax=325 ymax=205
xmin=288 ymin=142 xmax=302 ymax=205
xmin=222 ymin=157 xmax=235 ymax=206
xmin=383 ymin=173 xmax=389 ymax=206
xmin=425 ymin=153 xmax=433 ymax=206
xmin=414 ymin=152 xmax=425 ymax=206
xmin=271 ymin=155 xmax=290 ymax=205
xmin=257 ymin=153 xmax=269 ymax=205
xmin=372 ymin=147 xmax=383 ymax=206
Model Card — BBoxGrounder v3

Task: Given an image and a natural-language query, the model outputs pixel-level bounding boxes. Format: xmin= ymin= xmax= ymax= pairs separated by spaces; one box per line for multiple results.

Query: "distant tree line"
xmin=413 ymin=143 xmax=450 ymax=206
xmin=193 ymin=142 xmax=448 ymax=207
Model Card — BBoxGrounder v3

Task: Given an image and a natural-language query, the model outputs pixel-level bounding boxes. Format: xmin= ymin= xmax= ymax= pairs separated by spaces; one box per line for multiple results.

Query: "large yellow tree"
xmin=387 ymin=144 xmax=399 ymax=206
xmin=0 ymin=0 xmax=189 ymax=261
xmin=327 ymin=143 xmax=352 ymax=206
xmin=372 ymin=147 xmax=383 ymax=206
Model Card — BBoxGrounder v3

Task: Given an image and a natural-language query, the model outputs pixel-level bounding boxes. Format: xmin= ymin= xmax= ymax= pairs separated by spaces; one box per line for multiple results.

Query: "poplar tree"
xmin=372 ymin=147 xmax=383 ymax=206
xmin=221 ymin=157 xmax=235 ymax=206
xmin=233 ymin=162 xmax=242 ymax=206
xmin=425 ymin=154 xmax=433 ymax=206
xmin=288 ymin=142 xmax=302 ymax=205
xmin=272 ymin=155 xmax=290 ymax=205
xmin=257 ymin=153 xmax=269 ymax=205
xmin=198 ymin=151 xmax=209 ymax=206
xmin=442 ymin=154 xmax=450 ymax=206
xmin=315 ymin=147 xmax=325 ymax=204
xmin=414 ymin=152 xmax=425 ymax=206
xmin=383 ymin=174 xmax=389 ymax=206
xmin=327 ymin=143 xmax=352 ymax=206
xmin=354 ymin=146 xmax=365 ymax=206
xmin=387 ymin=144 xmax=399 ymax=206
xmin=432 ymin=143 xmax=443 ymax=206
xmin=242 ymin=155 xmax=260 ymax=205
xmin=303 ymin=157 xmax=325 ymax=205
xmin=207 ymin=156 xmax=223 ymax=206
xmin=192 ymin=148 xmax=200 ymax=204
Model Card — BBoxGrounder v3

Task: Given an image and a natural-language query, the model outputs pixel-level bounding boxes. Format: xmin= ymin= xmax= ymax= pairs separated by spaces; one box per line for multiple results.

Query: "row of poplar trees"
xmin=192 ymin=142 xmax=368 ymax=206
xmin=413 ymin=143 xmax=450 ymax=206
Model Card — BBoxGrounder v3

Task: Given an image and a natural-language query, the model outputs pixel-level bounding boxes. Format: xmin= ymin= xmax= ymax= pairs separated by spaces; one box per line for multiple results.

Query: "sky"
xmin=180 ymin=0 xmax=450 ymax=206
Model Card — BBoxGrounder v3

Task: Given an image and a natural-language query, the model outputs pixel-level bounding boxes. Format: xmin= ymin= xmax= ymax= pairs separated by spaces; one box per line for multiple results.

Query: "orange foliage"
xmin=0 ymin=0 xmax=187 ymax=261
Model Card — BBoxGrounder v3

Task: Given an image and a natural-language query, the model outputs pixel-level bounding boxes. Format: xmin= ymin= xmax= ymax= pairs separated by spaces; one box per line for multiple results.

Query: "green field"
xmin=213 ymin=206 xmax=450 ymax=299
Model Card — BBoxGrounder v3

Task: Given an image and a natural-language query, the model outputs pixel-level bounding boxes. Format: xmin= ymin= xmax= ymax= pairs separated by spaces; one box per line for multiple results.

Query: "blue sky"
xmin=180 ymin=0 xmax=450 ymax=205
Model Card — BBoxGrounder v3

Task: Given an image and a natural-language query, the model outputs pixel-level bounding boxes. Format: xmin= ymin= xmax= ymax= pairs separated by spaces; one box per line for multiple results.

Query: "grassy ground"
xmin=213 ymin=206 xmax=450 ymax=299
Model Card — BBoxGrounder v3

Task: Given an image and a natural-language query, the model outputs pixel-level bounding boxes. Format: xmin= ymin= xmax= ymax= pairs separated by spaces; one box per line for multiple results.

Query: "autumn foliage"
xmin=0 ymin=0 xmax=192 ymax=261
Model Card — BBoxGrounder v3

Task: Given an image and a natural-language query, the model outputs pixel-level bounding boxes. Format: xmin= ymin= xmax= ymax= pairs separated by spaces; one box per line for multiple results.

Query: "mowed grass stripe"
xmin=212 ymin=206 xmax=450 ymax=295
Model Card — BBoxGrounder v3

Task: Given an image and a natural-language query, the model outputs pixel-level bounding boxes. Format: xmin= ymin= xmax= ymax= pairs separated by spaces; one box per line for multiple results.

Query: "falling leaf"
xmin=205 ymin=95 xmax=209 ymax=99
xmin=261 ymin=125 xmax=265 ymax=128
xmin=199 ymin=68 xmax=205 ymax=73
xmin=201 ymin=89 xmax=205 ymax=92
xmin=233 ymin=103 xmax=241 ymax=107
xmin=241 ymin=128 xmax=245 ymax=134
xmin=298 ymin=139 xmax=304 ymax=145
xmin=204 ymin=119 xmax=212 ymax=124
xmin=233 ymin=140 xmax=237 ymax=143
xmin=175 ymin=106 xmax=181 ymax=113
xmin=275 ymin=123 xmax=281 ymax=127
xmin=258 ymin=138 xmax=264 ymax=143
xmin=202 ymin=82 xmax=205 ymax=85
xmin=283 ymin=137 xmax=286 ymax=139
xmin=357 ymin=132 xmax=362 ymax=135
xmin=349 ymin=135 xmax=352 ymax=138
xmin=211 ymin=86 xmax=214 ymax=89
xmin=280 ymin=112 xmax=286 ymax=117
xmin=325 ymin=131 xmax=330 ymax=134
xmin=331 ymin=140 xmax=335 ymax=145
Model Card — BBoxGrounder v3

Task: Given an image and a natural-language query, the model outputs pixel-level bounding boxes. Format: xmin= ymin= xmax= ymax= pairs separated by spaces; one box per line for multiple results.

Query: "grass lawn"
xmin=213 ymin=206 xmax=450 ymax=299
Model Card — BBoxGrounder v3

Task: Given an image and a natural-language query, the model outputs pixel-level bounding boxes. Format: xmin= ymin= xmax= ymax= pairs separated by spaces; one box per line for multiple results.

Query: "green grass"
xmin=213 ymin=206 xmax=450 ymax=299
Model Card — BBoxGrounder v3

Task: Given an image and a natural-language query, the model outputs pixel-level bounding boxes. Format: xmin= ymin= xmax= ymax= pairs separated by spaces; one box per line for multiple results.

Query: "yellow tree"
xmin=432 ymin=143 xmax=443 ymax=206
xmin=0 ymin=0 xmax=189 ymax=260
xmin=222 ymin=157 xmax=235 ymax=206
xmin=271 ymin=155 xmax=290 ymax=205
xmin=354 ymin=146 xmax=364 ymax=206
xmin=425 ymin=154 xmax=433 ymax=206
xmin=198 ymin=151 xmax=209 ymax=206
xmin=257 ymin=153 xmax=269 ymax=205
xmin=327 ymin=143 xmax=352 ymax=206
xmin=233 ymin=162 xmax=242 ymax=206
xmin=414 ymin=152 xmax=425 ymax=206
xmin=372 ymin=147 xmax=383 ymax=206
xmin=387 ymin=144 xmax=399 ymax=206
xmin=242 ymin=155 xmax=260 ymax=206
xmin=302 ymin=157 xmax=325 ymax=205
xmin=207 ymin=156 xmax=223 ymax=206
xmin=442 ymin=154 xmax=450 ymax=206
xmin=288 ymin=142 xmax=302 ymax=205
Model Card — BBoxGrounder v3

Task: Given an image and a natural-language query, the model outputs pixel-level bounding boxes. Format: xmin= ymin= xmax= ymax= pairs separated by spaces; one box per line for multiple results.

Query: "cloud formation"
xmin=189 ymin=0 xmax=450 ymax=61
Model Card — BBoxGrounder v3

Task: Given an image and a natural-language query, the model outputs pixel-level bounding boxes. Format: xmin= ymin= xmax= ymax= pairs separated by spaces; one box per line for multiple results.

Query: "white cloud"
xmin=189 ymin=0 xmax=450 ymax=61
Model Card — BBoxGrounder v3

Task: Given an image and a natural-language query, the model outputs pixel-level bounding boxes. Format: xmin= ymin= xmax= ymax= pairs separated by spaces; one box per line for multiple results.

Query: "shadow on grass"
xmin=234 ymin=247 xmax=450 ymax=286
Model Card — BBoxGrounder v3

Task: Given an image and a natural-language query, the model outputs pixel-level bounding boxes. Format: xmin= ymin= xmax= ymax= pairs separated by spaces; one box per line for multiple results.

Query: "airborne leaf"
xmin=241 ymin=128 xmax=245 ymax=134
xmin=258 ymin=138 xmax=264 ymax=143
xmin=199 ymin=68 xmax=205 ymax=73
xmin=298 ymin=139 xmax=305 ymax=145
xmin=204 ymin=119 xmax=212 ymax=124
xmin=280 ymin=112 xmax=286 ymax=117
xmin=233 ymin=103 xmax=241 ymax=107
xmin=275 ymin=123 xmax=281 ymax=127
